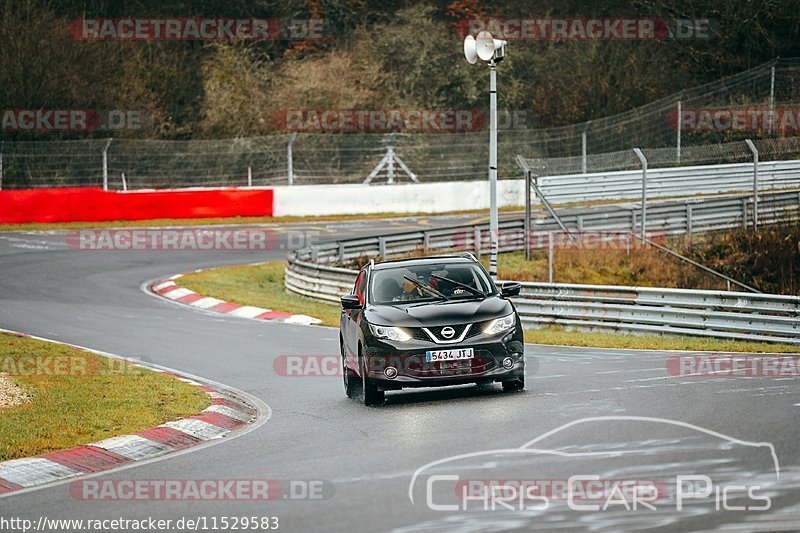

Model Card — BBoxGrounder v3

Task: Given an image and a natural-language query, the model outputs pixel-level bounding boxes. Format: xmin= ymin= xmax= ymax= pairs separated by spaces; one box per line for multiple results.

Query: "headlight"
xmin=369 ymin=324 xmax=412 ymax=342
xmin=484 ymin=313 xmax=516 ymax=335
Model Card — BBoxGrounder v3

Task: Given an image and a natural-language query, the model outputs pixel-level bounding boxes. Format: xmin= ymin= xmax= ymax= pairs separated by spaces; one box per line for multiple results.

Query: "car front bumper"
xmin=363 ymin=329 xmax=525 ymax=390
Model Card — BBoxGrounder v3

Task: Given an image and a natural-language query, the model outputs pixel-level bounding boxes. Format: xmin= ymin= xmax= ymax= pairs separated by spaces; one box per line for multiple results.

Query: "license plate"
xmin=426 ymin=348 xmax=474 ymax=362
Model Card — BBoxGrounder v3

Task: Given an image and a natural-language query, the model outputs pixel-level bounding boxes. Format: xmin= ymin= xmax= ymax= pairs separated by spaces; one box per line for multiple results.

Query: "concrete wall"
xmin=272 ymin=179 xmax=524 ymax=217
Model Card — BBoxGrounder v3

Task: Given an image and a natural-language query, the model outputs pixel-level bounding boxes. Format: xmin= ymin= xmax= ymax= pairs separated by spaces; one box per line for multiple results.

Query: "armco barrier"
xmin=514 ymin=283 xmax=800 ymax=345
xmin=0 ymin=187 xmax=274 ymax=223
xmin=533 ymin=160 xmax=800 ymax=204
xmin=286 ymin=190 xmax=800 ymax=345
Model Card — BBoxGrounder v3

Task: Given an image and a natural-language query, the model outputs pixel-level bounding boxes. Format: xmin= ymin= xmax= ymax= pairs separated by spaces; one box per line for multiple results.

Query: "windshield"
xmin=369 ymin=262 xmax=495 ymax=304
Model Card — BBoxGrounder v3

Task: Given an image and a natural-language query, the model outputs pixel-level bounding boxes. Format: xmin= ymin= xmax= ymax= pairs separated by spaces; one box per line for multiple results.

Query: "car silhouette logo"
xmin=441 ymin=326 xmax=456 ymax=339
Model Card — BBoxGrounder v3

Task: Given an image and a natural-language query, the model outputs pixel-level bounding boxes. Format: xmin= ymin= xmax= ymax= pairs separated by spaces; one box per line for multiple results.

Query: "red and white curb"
xmin=150 ymin=274 xmax=322 ymax=326
xmin=0 ymin=329 xmax=268 ymax=497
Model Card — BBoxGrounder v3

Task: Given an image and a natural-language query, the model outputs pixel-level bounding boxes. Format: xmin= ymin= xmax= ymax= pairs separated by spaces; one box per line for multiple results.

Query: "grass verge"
xmin=176 ymin=261 xmax=798 ymax=353
xmin=0 ymin=332 xmax=210 ymax=461
xmin=179 ymin=262 xmax=341 ymax=327
xmin=524 ymin=327 xmax=799 ymax=353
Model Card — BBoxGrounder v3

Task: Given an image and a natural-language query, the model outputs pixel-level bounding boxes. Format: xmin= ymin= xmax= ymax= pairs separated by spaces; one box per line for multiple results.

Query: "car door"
xmin=343 ymin=269 xmax=367 ymax=367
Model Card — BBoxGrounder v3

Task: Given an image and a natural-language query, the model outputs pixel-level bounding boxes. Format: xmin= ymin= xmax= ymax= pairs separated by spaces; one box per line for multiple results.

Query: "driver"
xmin=391 ymin=268 xmax=438 ymax=302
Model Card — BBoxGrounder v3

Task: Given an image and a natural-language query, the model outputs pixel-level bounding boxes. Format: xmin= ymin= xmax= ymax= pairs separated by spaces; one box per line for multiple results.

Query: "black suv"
xmin=339 ymin=253 xmax=525 ymax=405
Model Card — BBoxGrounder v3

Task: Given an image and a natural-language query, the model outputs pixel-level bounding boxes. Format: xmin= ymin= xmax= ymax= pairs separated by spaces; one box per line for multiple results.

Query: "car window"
xmin=354 ymin=270 xmax=367 ymax=305
xmin=370 ymin=263 xmax=494 ymax=304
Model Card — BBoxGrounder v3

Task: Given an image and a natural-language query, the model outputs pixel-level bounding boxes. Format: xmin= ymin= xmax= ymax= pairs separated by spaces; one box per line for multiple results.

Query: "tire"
xmin=502 ymin=374 xmax=525 ymax=392
xmin=360 ymin=353 xmax=385 ymax=406
xmin=341 ymin=337 xmax=359 ymax=399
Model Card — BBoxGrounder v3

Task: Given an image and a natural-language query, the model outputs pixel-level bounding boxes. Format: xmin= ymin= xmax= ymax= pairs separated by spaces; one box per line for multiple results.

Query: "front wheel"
xmin=343 ymin=357 xmax=359 ymax=398
xmin=341 ymin=339 xmax=359 ymax=399
xmin=360 ymin=356 xmax=385 ymax=406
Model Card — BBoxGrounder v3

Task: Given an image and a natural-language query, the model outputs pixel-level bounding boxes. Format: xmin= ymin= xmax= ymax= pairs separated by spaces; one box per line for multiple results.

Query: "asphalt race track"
xmin=1 ymin=217 xmax=799 ymax=532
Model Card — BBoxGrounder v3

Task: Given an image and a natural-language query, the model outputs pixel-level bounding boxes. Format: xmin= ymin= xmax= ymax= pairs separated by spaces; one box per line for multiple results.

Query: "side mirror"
xmin=341 ymin=294 xmax=362 ymax=310
xmin=500 ymin=282 xmax=521 ymax=297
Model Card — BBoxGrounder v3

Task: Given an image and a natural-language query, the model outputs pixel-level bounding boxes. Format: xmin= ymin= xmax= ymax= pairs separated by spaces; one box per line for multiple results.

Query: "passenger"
xmin=395 ymin=276 xmax=425 ymax=301
xmin=440 ymin=268 xmax=475 ymax=297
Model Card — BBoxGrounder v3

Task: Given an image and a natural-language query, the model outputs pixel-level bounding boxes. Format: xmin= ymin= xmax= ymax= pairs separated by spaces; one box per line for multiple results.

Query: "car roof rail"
xmin=456 ymin=251 xmax=479 ymax=262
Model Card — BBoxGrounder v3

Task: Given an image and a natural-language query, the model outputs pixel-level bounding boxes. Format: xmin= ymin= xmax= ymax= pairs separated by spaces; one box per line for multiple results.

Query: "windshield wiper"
xmin=430 ymin=274 xmax=486 ymax=298
xmin=403 ymin=275 xmax=448 ymax=300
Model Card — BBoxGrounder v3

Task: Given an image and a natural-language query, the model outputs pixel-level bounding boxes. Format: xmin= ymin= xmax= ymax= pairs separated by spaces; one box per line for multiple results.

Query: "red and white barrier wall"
xmin=0 ymin=180 xmax=523 ymax=224
xmin=0 ymin=187 xmax=274 ymax=224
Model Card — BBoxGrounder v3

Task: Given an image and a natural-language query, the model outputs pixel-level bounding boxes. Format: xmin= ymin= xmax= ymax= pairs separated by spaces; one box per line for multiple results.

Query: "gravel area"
xmin=0 ymin=373 xmax=29 ymax=408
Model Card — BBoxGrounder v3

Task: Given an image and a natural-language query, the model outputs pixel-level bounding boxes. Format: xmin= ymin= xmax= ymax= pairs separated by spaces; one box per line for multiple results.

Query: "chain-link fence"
xmin=1 ymin=58 xmax=799 ymax=189
xmin=520 ymin=136 xmax=800 ymax=177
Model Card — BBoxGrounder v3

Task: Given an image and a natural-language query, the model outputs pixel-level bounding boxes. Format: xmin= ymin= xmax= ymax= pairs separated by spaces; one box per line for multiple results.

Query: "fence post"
xmin=686 ymin=202 xmax=693 ymax=240
xmin=676 ymin=98 xmax=682 ymax=163
xmin=633 ymin=148 xmax=648 ymax=240
xmin=386 ymin=143 xmax=396 ymax=184
xmin=767 ymin=64 xmax=776 ymax=135
xmin=102 ymin=138 xmax=113 ymax=191
xmin=742 ymin=198 xmax=748 ymax=227
xmin=581 ymin=124 xmax=588 ymax=174
xmin=524 ymin=170 xmax=531 ymax=260
xmin=0 ymin=141 xmax=4 ymax=190
xmin=121 ymin=172 xmax=127 ymax=191
xmin=287 ymin=132 xmax=297 ymax=186
xmin=247 ymin=166 xmax=253 ymax=187
xmin=548 ymin=231 xmax=554 ymax=283
xmin=745 ymin=139 xmax=759 ymax=231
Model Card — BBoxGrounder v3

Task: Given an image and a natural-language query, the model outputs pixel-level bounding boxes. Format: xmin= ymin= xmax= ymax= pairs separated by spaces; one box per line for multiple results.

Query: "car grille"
xmin=410 ymin=321 xmax=487 ymax=343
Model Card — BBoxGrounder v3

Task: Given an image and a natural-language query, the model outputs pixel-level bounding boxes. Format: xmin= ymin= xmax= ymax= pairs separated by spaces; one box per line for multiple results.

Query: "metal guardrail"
xmin=529 ymin=190 xmax=800 ymax=238
xmin=532 ymin=160 xmax=800 ymax=204
xmin=286 ymin=190 xmax=800 ymax=345
xmin=515 ymin=283 xmax=800 ymax=345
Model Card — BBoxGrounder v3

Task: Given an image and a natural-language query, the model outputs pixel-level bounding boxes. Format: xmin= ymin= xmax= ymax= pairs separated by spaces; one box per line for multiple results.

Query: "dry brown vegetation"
xmin=499 ymin=223 xmax=800 ymax=295
xmin=344 ymin=223 xmax=800 ymax=295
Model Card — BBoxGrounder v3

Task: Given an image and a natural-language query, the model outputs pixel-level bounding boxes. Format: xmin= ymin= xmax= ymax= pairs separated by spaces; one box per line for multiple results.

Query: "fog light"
xmin=384 ymin=366 xmax=398 ymax=379
xmin=502 ymin=357 xmax=514 ymax=369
